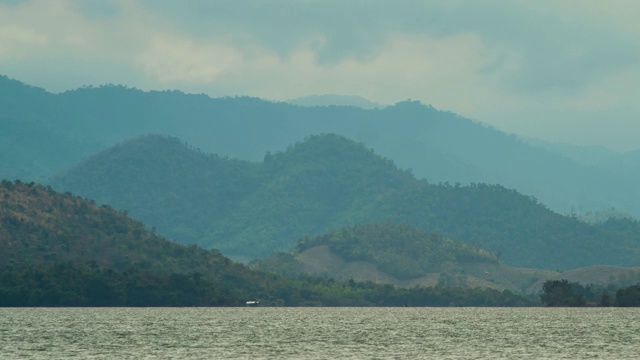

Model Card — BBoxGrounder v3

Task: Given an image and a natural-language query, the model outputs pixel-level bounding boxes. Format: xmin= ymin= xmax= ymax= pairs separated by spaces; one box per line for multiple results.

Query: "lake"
xmin=1 ymin=307 xmax=638 ymax=359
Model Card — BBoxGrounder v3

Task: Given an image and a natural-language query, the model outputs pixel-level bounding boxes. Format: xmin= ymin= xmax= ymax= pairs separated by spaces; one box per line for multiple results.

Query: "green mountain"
xmin=0 ymin=179 xmax=326 ymax=306
xmin=291 ymin=223 xmax=501 ymax=284
xmin=0 ymin=77 xmax=97 ymax=182
xmin=50 ymin=135 xmax=262 ymax=243
xmin=0 ymin=180 xmax=262 ymax=282
xmin=252 ymin=223 xmax=640 ymax=293
xmin=294 ymin=223 xmax=498 ymax=279
xmin=0 ymin=180 xmax=530 ymax=307
xmin=50 ymin=134 xmax=640 ymax=269
xmin=3 ymin=74 xmax=640 ymax=217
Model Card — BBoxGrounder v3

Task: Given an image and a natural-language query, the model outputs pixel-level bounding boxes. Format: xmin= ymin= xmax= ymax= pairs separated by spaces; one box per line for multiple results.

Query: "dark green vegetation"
xmin=295 ymin=223 xmax=497 ymax=280
xmin=51 ymin=135 xmax=261 ymax=245
xmin=4 ymin=74 xmax=640 ymax=304
xmin=51 ymin=134 xmax=640 ymax=269
xmin=252 ymin=223 xmax=640 ymax=293
xmin=0 ymin=180 xmax=288 ymax=305
xmin=0 ymin=261 xmax=531 ymax=307
xmin=539 ymin=279 xmax=640 ymax=307
xmin=0 ymin=180 xmax=531 ymax=307
xmin=3 ymin=74 xmax=640 ymax=218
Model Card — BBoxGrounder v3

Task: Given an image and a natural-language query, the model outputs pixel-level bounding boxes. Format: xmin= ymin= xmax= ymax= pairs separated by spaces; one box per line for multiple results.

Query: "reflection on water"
xmin=0 ymin=307 xmax=638 ymax=359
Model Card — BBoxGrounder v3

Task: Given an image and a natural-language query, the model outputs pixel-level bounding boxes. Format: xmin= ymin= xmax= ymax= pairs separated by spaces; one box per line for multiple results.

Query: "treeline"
xmin=540 ymin=279 xmax=640 ymax=307
xmin=0 ymin=261 xmax=532 ymax=307
xmin=0 ymin=262 xmax=236 ymax=307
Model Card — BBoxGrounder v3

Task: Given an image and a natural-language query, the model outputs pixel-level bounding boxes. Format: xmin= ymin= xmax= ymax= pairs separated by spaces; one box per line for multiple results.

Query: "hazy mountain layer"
xmin=2 ymin=74 xmax=639 ymax=217
xmin=286 ymin=94 xmax=384 ymax=109
xmin=51 ymin=134 xmax=640 ymax=269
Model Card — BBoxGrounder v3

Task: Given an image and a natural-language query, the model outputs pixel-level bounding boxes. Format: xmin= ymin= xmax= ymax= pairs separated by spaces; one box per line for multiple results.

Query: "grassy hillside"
xmin=50 ymin=134 xmax=640 ymax=269
xmin=252 ymin=223 xmax=640 ymax=293
xmin=294 ymin=223 xmax=497 ymax=279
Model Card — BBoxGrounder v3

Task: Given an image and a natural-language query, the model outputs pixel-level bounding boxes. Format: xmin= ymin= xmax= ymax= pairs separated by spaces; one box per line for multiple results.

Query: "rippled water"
xmin=1 ymin=307 xmax=638 ymax=359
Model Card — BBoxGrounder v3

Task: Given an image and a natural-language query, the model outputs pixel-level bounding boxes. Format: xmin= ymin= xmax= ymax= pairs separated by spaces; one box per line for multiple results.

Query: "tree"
xmin=616 ymin=285 xmax=640 ymax=307
xmin=540 ymin=280 xmax=587 ymax=307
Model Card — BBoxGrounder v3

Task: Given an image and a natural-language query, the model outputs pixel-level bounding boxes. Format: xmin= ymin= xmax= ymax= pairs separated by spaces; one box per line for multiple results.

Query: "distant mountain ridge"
xmin=286 ymin=94 xmax=384 ymax=109
xmin=2 ymin=74 xmax=640 ymax=217
xmin=51 ymin=134 xmax=640 ymax=270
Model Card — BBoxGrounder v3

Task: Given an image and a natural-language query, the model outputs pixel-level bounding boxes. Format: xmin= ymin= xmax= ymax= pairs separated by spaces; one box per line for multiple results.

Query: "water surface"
xmin=1 ymin=307 xmax=638 ymax=359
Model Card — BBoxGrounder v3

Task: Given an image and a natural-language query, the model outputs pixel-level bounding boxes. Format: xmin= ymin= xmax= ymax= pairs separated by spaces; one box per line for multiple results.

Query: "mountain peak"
xmin=270 ymin=134 xmax=391 ymax=167
xmin=285 ymin=94 xmax=383 ymax=109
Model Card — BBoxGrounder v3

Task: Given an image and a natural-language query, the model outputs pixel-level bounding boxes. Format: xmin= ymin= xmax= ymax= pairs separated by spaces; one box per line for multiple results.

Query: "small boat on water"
xmin=245 ymin=300 xmax=260 ymax=306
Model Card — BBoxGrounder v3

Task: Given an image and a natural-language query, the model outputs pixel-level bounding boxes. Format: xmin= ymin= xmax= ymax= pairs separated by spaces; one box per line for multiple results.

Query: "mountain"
xmin=51 ymin=134 xmax=640 ymax=269
xmin=0 ymin=180 xmax=531 ymax=307
xmin=50 ymin=135 xmax=262 ymax=244
xmin=251 ymin=223 xmax=640 ymax=292
xmin=521 ymin=137 xmax=621 ymax=167
xmin=51 ymin=134 xmax=415 ymax=259
xmin=0 ymin=179 xmax=258 ymax=278
xmin=0 ymin=76 xmax=98 ymax=181
xmin=286 ymin=94 xmax=384 ymax=109
xmin=3 ymin=74 xmax=639 ymax=217
xmin=0 ymin=179 xmax=347 ymax=306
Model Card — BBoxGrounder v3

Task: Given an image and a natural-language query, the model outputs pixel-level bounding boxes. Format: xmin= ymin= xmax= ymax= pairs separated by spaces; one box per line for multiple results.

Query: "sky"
xmin=1 ymin=0 xmax=640 ymax=151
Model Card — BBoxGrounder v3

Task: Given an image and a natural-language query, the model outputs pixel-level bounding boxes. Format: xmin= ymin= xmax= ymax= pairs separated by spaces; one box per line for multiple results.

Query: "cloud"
xmin=231 ymin=32 xmax=498 ymax=109
xmin=0 ymin=24 xmax=47 ymax=59
xmin=1 ymin=0 xmax=639 ymax=150
xmin=135 ymin=35 xmax=242 ymax=83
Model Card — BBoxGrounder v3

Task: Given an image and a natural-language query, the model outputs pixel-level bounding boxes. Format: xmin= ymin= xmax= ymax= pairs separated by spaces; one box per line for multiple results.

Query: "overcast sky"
xmin=2 ymin=0 xmax=639 ymax=151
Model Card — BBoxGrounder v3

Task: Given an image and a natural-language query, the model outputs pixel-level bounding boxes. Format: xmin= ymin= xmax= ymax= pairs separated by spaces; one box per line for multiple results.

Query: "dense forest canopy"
xmin=50 ymin=134 xmax=640 ymax=269
xmin=0 ymin=180 xmax=534 ymax=307
xmin=539 ymin=279 xmax=640 ymax=307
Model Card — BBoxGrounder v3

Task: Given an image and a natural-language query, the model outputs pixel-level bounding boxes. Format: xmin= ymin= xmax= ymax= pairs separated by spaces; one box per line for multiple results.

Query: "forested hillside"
xmin=294 ymin=223 xmax=497 ymax=280
xmin=0 ymin=77 xmax=96 ymax=181
xmin=51 ymin=134 xmax=640 ymax=269
xmin=50 ymin=135 xmax=262 ymax=243
xmin=252 ymin=223 xmax=640 ymax=293
xmin=1 ymin=179 xmax=257 ymax=276
xmin=0 ymin=180 xmax=333 ymax=306
xmin=0 ymin=180 xmax=530 ymax=307
xmin=3 ymin=74 xmax=639 ymax=217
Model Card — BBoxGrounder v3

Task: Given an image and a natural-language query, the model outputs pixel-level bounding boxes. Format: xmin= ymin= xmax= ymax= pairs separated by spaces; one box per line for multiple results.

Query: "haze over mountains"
xmin=286 ymin=94 xmax=384 ymax=109
xmin=2 ymin=75 xmax=640 ymax=219
xmin=50 ymin=134 xmax=640 ymax=270
xmin=4 ymin=73 xmax=640 ymax=274
xmin=4 ymin=0 xmax=640 ymax=312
